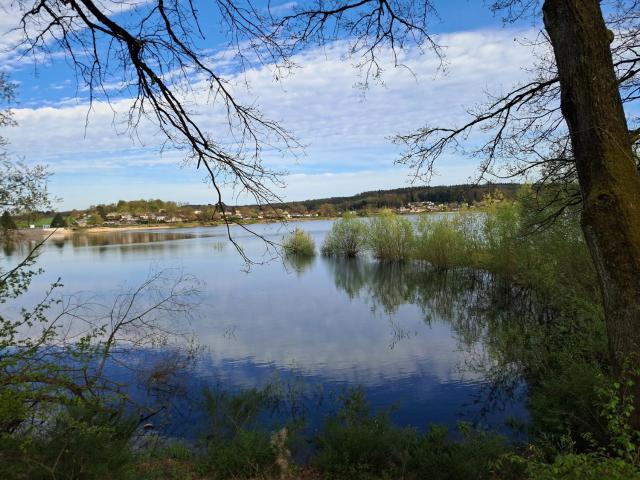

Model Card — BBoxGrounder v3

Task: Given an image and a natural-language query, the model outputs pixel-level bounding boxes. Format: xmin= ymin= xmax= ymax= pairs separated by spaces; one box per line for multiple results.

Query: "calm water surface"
xmin=2 ymin=220 xmax=526 ymax=437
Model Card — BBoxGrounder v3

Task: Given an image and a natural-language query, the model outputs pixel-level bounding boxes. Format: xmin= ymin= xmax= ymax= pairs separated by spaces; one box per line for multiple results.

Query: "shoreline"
xmin=13 ymin=210 xmax=463 ymax=238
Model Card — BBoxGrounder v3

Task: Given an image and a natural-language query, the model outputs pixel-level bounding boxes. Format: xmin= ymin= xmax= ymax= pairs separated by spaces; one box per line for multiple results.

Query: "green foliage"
xmin=273 ymin=183 xmax=520 ymax=215
xmin=413 ymin=213 xmax=475 ymax=269
xmin=0 ymin=211 xmax=17 ymax=230
xmin=366 ymin=209 xmax=414 ymax=260
xmin=597 ymin=366 xmax=640 ymax=463
xmin=314 ymin=389 xmax=509 ymax=480
xmin=322 ymin=214 xmax=368 ymax=257
xmin=197 ymin=387 xmax=281 ymax=479
xmin=282 ymin=228 xmax=315 ymax=256
xmin=51 ymin=212 xmax=68 ymax=228
xmin=498 ymin=451 xmax=640 ymax=480
xmin=200 ymin=429 xmax=278 ymax=479
xmin=0 ymin=406 xmax=137 ymax=480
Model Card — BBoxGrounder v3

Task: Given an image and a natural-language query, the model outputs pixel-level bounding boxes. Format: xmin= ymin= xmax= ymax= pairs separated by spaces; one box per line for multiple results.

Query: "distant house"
xmin=120 ymin=213 xmax=135 ymax=223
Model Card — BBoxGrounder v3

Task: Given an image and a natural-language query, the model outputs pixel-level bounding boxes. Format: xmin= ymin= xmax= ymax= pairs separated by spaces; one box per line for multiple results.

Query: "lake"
xmin=1 ymin=219 xmax=527 ymax=439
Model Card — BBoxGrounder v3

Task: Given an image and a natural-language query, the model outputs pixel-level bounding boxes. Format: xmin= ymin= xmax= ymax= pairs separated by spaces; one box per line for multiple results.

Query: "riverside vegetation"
xmin=2 ymin=187 xmax=640 ymax=479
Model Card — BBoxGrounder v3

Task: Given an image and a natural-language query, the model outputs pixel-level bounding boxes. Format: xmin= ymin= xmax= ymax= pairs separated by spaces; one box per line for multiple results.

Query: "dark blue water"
xmin=1 ymin=220 xmax=527 ymax=438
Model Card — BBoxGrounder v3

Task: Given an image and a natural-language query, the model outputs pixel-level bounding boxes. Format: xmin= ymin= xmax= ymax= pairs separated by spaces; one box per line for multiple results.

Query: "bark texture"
xmin=543 ymin=0 xmax=640 ymax=428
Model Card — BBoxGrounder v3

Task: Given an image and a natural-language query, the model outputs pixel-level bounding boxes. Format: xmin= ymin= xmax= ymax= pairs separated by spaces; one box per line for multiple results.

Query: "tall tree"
xmin=542 ymin=0 xmax=640 ymax=425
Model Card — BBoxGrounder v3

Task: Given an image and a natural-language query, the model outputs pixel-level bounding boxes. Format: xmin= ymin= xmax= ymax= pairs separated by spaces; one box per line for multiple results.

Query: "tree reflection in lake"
xmin=282 ymin=252 xmax=315 ymax=276
xmin=324 ymin=257 xmax=531 ymax=413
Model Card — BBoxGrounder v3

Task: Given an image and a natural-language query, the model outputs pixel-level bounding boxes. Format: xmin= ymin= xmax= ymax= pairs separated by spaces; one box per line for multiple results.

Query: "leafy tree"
xmin=319 ymin=203 xmax=337 ymax=218
xmin=95 ymin=205 xmax=107 ymax=220
xmin=50 ymin=213 xmax=67 ymax=228
xmin=0 ymin=211 xmax=16 ymax=231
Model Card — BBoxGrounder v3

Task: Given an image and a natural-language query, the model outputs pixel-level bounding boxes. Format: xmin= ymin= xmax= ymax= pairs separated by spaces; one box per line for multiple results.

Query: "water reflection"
xmin=70 ymin=230 xmax=217 ymax=247
xmin=325 ymin=258 xmax=518 ymax=349
xmin=2 ymin=222 xmax=527 ymax=434
xmin=283 ymin=253 xmax=315 ymax=276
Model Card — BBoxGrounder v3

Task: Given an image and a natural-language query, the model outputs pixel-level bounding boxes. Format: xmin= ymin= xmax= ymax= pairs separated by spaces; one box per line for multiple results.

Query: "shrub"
xmin=413 ymin=214 xmax=471 ymax=269
xmin=313 ymin=389 xmax=416 ymax=479
xmin=0 ymin=406 xmax=138 ymax=480
xmin=282 ymin=228 xmax=315 ymax=256
xmin=321 ymin=214 xmax=367 ymax=257
xmin=366 ymin=210 xmax=414 ymax=260
xmin=197 ymin=387 xmax=282 ymax=479
xmin=498 ymin=451 xmax=640 ymax=480
xmin=313 ymin=389 xmax=508 ymax=480
xmin=51 ymin=212 xmax=68 ymax=228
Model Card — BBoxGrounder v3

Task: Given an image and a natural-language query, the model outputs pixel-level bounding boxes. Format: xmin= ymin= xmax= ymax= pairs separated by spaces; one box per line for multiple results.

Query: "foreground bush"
xmin=366 ymin=210 xmax=414 ymax=260
xmin=197 ymin=387 xmax=284 ymax=479
xmin=314 ymin=390 xmax=509 ymax=480
xmin=0 ymin=406 xmax=137 ymax=480
xmin=321 ymin=214 xmax=367 ymax=257
xmin=282 ymin=228 xmax=316 ymax=256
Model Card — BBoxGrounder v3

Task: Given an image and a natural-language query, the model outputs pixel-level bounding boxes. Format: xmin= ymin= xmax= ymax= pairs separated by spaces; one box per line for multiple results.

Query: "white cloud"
xmin=4 ymin=28 xmax=535 ymax=209
xmin=0 ymin=0 xmax=154 ymax=69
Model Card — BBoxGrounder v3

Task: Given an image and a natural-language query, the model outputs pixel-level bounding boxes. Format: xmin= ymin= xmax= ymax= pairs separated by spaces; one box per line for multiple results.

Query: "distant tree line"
xmin=256 ymin=183 xmax=522 ymax=214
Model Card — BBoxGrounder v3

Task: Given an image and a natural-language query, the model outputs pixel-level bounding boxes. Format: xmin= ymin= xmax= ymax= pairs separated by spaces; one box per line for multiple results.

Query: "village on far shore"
xmin=3 ymin=183 xmax=519 ymax=231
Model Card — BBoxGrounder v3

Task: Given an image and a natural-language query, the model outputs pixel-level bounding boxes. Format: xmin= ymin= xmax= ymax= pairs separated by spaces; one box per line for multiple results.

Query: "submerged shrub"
xmin=282 ymin=228 xmax=316 ymax=256
xmin=321 ymin=214 xmax=367 ymax=257
xmin=366 ymin=210 xmax=414 ymax=260
xmin=413 ymin=214 xmax=475 ymax=270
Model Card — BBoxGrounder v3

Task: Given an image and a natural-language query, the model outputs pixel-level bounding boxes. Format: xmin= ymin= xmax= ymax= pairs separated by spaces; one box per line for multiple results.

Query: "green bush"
xmin=0 ymin=406 xmax=137 ymax=480
xmin=200 ymin=429 xmax=278 ymax=479
xmin=314 ymin=389 xmax=508 ymax=480
xmin=413 ymin=214 xmax=473 ymax=269
xmin=321 ymin=214 xmax=367 ymax=257
xmin=282 ymin=228 xmax=315 ymax=256
xmin=51 ymin=212 xmax=68 ymax=228
xmin=366 ymin=210 xmax=414 ymax=260
xmin=498 ymin=452 xmax=640 ymax=480
xmin=197 ymin=387 xmax=282 ymax=479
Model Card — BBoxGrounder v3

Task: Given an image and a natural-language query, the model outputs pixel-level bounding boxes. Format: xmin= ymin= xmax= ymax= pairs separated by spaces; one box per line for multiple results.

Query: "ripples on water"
xmin=1 ymin=221 xmax=527 ymax=437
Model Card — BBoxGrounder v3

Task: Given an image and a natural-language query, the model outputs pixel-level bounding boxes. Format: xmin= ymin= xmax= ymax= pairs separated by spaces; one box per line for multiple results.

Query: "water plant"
xmin=366 ymin=209 xmax=414 ymax=260
xmin=282 ymin=228 xmax=316 ymax=256
xmin=321 ymin=214 xmax=367 ymax=257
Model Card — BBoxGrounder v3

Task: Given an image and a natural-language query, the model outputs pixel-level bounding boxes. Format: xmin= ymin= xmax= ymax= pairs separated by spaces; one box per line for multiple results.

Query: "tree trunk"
xmin=543 ymin=0 xmax=640 ymax=429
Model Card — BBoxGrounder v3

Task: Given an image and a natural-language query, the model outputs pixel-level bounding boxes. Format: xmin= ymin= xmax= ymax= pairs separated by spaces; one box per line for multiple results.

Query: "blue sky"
xmin=0 ymin=0 xmax=536 ymax=210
